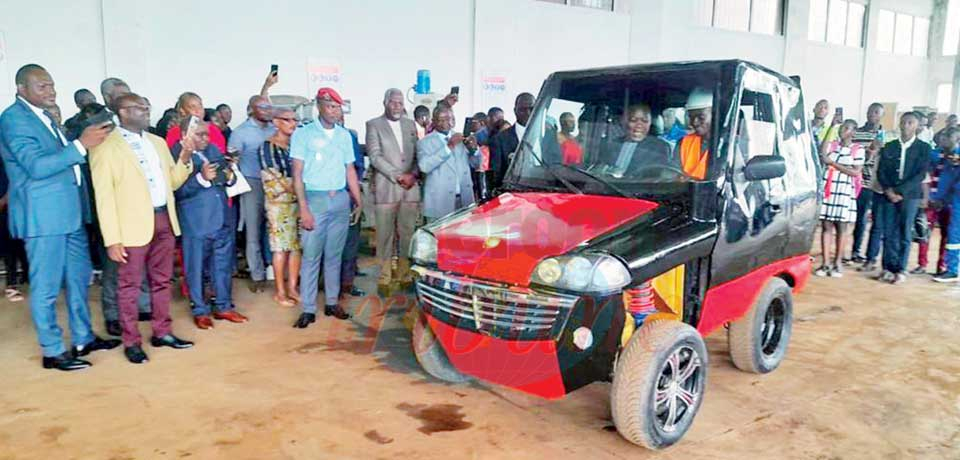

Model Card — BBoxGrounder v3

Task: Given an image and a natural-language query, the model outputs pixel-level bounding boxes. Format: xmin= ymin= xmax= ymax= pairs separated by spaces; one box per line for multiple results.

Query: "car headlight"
xmin=531 ymin=253 xmax=631 ymax=294
xmin=409 ymin=229 xmax=438 ymax=265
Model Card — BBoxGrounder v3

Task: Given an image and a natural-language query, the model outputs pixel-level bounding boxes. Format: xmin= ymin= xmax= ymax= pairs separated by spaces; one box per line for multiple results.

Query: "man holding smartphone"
xmin=173 ymin=118 xmax=249 ymax=330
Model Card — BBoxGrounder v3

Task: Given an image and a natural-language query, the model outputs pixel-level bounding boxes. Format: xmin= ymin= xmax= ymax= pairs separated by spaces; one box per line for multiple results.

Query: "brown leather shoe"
xmin=377 ymin=259 xmax=393 ymax=286
xmin=397 ymin=257 xmax=415 ymax=285
xmin=213 ymin=310 xmax=249 ymax=323
xmin=194 ymin=315 xmax=214 ymax=330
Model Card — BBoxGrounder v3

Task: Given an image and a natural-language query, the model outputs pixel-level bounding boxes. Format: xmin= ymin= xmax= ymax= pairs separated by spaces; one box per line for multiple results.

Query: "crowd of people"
xmin=811 ymin=100 xmax=960 ymax=285
xmin=0 ymin=63 xmax=535 ymax=370
xmin=0 ymin=61 xmax=958 ymax=371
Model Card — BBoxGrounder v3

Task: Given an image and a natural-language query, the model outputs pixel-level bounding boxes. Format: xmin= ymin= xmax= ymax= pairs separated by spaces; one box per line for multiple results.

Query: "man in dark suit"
xmin=171 ymin=118 xmax=249 ymax=330
xmin=489 ymin=93 xmax=535 ymax=192
xmin=0 ymin=64 xmax=120 ymax=371
xmin=876 ymin=111 xmax=931 ymax=284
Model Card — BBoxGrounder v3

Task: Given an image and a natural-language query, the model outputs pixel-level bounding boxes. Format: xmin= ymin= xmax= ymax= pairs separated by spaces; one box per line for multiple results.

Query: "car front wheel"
xmin=611 ymin=320 xmax=708 ymax=450
xmin=411 ymin=308 xmax=472 ymax=384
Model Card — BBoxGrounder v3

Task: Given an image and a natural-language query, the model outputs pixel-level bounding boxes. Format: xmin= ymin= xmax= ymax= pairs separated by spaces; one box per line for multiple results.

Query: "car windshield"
xmin=504 ymin=68 xmax=724 ymax=197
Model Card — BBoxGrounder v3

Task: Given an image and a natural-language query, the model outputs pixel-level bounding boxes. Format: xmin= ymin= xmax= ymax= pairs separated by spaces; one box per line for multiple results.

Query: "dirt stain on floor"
xmin=396 ymin=403 xmax=473 ymax=435
xmin=364 ymin=430 xmax=394 ymax=444
xmin=39 ymin=426 xmax=67 ymax=444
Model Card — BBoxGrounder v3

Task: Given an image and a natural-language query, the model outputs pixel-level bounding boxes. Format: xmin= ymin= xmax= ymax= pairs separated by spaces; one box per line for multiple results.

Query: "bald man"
xmin=228 ymin=94 xmax=277 ymax=291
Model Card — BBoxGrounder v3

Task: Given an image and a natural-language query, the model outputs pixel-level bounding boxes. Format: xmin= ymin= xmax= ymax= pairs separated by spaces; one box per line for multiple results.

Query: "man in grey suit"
xmin=366 ymin=89 xmax=421 ymax=287
xmin=417 ymin=105 xmax=481 ymax=224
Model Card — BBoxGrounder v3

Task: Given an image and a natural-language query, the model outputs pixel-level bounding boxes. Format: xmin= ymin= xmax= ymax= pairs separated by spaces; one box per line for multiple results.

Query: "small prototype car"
xmin=409 ymin=60 xmax=821 ymax=449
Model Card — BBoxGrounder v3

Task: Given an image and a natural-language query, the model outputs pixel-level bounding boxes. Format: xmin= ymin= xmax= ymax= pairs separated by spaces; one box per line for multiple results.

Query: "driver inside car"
xmin=596 ymin=103 xmax=676 ymax=178
xmin=677 ymin=87 xmax=713 ymax=180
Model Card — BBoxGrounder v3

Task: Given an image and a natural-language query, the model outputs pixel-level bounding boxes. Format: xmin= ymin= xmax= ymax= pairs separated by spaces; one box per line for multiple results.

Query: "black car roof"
xmin=547 ymin=60 xmax=800 ymax=90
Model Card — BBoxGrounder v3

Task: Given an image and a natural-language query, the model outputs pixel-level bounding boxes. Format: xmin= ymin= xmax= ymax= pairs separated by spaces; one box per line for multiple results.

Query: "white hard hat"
xmin=685 ymin=87 xmax=713 ymax=111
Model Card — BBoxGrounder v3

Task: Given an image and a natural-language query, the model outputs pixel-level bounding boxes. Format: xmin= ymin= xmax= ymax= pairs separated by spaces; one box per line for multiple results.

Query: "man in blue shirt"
xmin=228 ymin=95 xmax=276 ymax=292
xmin=291 ymin=87 xmax=363 ymax=328
xmin=337 ymin=124 xmax=367 ymax=298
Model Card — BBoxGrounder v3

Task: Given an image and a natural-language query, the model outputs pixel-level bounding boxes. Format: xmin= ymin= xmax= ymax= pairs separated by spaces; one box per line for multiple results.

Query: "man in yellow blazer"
xmin=90 ymin=93 xmax=196 ymax=364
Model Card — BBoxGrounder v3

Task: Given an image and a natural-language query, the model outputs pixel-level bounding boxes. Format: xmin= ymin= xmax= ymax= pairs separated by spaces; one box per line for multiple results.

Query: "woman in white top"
xmin=817 ymin=119 xmax=865 ymax=277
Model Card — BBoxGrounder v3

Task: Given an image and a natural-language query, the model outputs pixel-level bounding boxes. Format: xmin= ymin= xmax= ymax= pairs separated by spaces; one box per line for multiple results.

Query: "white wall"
xmin=0 ymin=0 xmax=106 ymax=111
xmin=474 ymin=0 xmax=631 ymax=113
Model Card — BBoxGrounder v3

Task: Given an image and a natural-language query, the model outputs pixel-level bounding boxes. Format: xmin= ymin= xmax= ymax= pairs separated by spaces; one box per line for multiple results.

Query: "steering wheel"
xmin=628 ymin=163 xmax=690 ymax=181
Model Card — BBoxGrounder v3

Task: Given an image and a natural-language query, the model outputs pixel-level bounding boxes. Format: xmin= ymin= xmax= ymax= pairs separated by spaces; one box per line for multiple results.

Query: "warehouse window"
xmin=536 ymin=0 xmax=615 ymax=11
xmin=876 ymin=9 xmax=930 ymax=57
xmin=945 ymin=0 xmax=960 ymax=56
xmin=808 ymin=0 xmax=865 ymax=47
xmin=695 ymin=0 xmax=784 ymax=35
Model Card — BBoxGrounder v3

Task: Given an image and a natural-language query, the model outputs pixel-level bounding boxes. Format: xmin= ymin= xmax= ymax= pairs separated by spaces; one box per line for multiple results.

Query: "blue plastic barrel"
xmin=416 ymin=70 xmax=431 ymax=95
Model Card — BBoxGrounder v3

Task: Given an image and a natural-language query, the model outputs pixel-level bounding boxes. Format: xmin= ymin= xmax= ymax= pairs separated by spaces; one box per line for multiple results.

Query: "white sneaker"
xmin=829 ymin=266 xmax=843 ymax=278
xmin=814 ymin=266 xmax=830 ymax=277
xmin=266 ymin=266 xmax=275 ymax=281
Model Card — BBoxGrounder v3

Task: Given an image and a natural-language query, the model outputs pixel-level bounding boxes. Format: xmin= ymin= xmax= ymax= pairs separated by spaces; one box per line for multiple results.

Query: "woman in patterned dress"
xmin=816 ymin=119 xmax=864 ymax=277
xmin=259 ymin=107 xmax=301 ymax=306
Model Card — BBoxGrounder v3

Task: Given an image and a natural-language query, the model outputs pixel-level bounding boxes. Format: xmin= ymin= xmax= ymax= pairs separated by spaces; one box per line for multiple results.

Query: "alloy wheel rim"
xmin=653 ymin=345 xmax=702 ymax=433
xmin=760 ymin=298 xmax=786 ymax=356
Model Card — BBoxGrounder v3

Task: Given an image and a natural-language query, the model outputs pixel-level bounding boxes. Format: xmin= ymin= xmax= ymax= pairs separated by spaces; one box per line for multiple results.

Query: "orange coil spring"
xmin=625 ymin=282 xmax=657 ymax=317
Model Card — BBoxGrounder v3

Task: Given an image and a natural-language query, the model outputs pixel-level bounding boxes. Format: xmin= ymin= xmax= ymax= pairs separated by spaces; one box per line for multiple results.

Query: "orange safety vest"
xmin=679 ymin=134 xmax=709 ymax=180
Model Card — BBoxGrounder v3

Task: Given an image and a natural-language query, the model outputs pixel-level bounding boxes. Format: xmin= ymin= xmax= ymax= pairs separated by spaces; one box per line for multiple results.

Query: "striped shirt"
xmin=853 ymin=125 xmax=881 ymax=189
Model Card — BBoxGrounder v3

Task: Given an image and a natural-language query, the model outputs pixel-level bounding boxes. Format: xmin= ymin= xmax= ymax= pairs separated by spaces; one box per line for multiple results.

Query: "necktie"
xmin=42 ymin=110 xmax=66 ymax=146
xmin=42 ymin=110 xmax=83 ymax=188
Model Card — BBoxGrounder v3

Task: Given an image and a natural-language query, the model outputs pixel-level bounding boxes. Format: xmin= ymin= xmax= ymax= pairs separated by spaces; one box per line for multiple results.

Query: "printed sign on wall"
xmin=307 ymin=58 xmax=342 ymax=91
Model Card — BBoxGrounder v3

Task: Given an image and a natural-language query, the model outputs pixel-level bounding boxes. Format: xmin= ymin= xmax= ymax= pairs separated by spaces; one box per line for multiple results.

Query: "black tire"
xmin=411 ymin=309 xmax=472 ymax=384
xmin=611 ymin=321 xmax=708 ymax=450
xmin=727 ymin=277 xmax=793 ymax=374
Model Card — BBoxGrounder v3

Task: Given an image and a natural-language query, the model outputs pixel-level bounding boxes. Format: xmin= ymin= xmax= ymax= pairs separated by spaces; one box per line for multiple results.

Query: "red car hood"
xmin=434 ymin=193 xmax=659 ymax=286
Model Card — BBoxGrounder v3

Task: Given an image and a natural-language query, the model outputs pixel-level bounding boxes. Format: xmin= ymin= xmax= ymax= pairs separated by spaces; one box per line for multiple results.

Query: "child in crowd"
xmin=816 ymin=119 xmax=865 ymax=277
xmin=931 ymin=127 xmax=960 ymax=282
xmin=913 ymin=130 xmax=958 ymax=275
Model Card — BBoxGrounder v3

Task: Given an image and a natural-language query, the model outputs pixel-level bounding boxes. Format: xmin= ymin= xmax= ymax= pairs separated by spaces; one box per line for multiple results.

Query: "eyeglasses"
xmin=119 ymin=104 xmax=149 ymax=111
xmin=274 ymin=117 xmax=298 ymax=122
xmin=255 ymin=104 xmax=273 ymax=110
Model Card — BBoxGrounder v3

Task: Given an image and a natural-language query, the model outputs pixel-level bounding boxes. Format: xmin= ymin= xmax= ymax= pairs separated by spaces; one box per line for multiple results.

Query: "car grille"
xmin=414 ymin=269 xmax=580 ymax=341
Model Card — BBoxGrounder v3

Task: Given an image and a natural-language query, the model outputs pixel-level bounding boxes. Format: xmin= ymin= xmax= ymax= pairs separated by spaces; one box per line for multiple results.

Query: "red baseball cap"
xmin=315 ymin=87 xmax=344 ymax=105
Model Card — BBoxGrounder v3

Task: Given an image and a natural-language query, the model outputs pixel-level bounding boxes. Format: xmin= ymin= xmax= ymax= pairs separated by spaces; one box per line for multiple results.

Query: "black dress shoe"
xmin=293 ymin=313 xmax=316 ymax=328
xmin=105 ymin=320 xmax=122 ymax=337
xmin=124 ymin=345 xmax=149 ymax=364
xmin=73 ymin=336 xmax=122 ymax=357
xmin=150 ymin=334 xmax=194 ymax=349
xmin=138 ymin=312 xmax=152 ymax=322
xmin=42 ymin=352 xmax=92 ymax=371
xmin=324 ymin=305 xmax=351 ymax=320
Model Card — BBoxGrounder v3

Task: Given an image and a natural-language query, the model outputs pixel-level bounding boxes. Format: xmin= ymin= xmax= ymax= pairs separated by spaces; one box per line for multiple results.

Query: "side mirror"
xmin=743 ymin=155 xmax=785 ymax=181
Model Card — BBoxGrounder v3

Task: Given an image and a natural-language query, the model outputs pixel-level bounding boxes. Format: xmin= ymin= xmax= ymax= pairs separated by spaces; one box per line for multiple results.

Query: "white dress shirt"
xmin=119 ymin=127 xmax=167 ymax=207
xmin=898 ymin=136 xmax=916 ymax=181
xmin=18 ymin=96 xmax=86 ymax=185
xmin=387 ymin=119 xmax=404 ymax=149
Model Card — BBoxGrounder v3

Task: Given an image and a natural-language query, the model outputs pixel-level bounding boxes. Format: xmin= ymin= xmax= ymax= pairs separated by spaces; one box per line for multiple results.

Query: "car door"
xmin=710 ymin=68 xmax=792 ymax=286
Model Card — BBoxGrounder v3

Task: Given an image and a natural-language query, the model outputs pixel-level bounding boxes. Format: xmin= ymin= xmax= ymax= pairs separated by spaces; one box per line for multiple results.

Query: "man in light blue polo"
xmin=290 ymin=87 xmax=363 ymax=328
xmin=228 ymin=94 xmax=276 ymax=292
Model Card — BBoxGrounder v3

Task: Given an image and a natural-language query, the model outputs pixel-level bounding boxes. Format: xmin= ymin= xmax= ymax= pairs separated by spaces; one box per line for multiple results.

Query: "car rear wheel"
xmin=411 ymin=308 xmax=472 ymax=384
xmin=611 ymin=320 xmax=707 ymax=450
xmin=727 ymin=277 xmax=793 ymax=374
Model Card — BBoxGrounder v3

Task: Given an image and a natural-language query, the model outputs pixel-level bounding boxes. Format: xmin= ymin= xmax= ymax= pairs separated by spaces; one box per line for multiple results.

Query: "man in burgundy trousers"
xmin=89 ymin=93 xmax=195 ymax=363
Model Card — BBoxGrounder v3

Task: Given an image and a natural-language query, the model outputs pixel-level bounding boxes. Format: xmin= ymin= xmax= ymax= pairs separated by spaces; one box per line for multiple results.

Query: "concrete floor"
xmin=1 ymin=248 xmax=959 ymax=460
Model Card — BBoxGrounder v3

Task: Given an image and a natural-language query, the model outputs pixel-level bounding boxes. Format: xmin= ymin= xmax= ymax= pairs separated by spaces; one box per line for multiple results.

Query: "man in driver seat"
xmin=677 ymin=88 xmax=713 ymax=180
xmin=601 ymin=103 xmax=675 ymax=178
